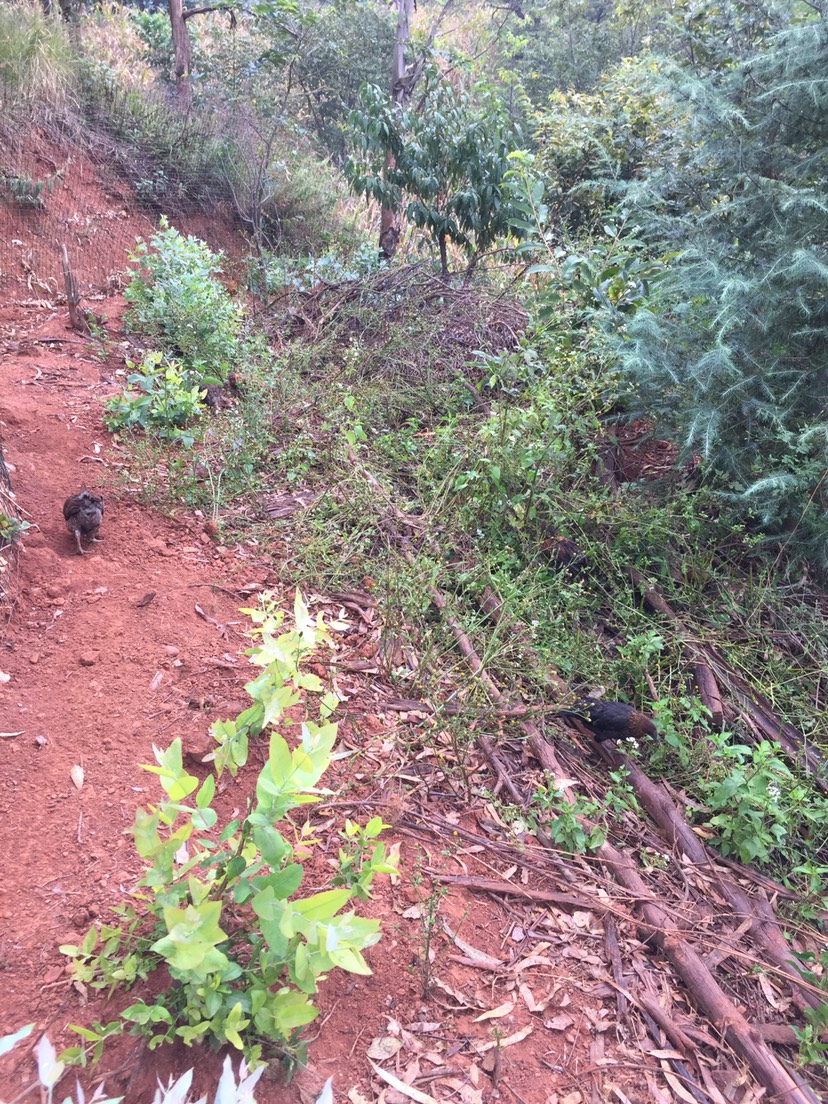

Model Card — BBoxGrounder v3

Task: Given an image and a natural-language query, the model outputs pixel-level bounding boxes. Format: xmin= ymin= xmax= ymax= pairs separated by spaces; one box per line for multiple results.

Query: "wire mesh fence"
xmin=0 ymin=94 xmax=245 ymax=305
xmin=1 ymin=116 xmax=129 ymax=297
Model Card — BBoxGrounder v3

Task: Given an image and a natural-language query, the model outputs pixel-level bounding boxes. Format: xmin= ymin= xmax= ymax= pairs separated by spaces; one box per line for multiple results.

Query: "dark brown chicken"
xmin=63 ymin=488 xmax=104 ymax=555
xmin=538 ymin=525 xmax=588 ymax=576
xmin=555 ymin=696 xmax=656 ymax=743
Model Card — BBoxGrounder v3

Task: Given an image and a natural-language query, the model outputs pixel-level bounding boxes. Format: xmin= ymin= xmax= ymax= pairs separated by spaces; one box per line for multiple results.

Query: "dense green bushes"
xmin=104 ymin=221 xmax=241 ymax=443
xmin=529 ymin=8 xmax=828 ymax=571
xmin=612 ymin=17 xmax=828 ymax=569
xmin=124 ymin=219 xmax=242 ymax=377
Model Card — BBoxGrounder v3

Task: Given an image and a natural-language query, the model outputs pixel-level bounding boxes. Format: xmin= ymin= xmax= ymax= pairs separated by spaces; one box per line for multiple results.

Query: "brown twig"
xmin=602 ymin=916 xmax=628 ymax=1016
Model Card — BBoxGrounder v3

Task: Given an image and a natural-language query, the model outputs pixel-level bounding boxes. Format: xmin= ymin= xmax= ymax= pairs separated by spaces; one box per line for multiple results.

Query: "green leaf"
xmin=121 ymin=1001 xmax=173 ymax=1026
xmin=253 ymin=863 xmax=304 ymax=901
xmin=176 ymin=1021 xmax=212 ymax=1045
xmin=252 ymin=824 xmax=291 ymax=866
xmin=191 ymin=806 xmax=217 ymax=831
xmin=195 ymin=774 xmax=215 ymax=808
xmin=221 ymin=1001 xmax=250 ymax=1050
xmin=151 ymin=901 xmax=229 ymax=973
xmin=81 ymin=926 xmax=98 ymax=955
xmin=140 ymin=740 xmax=199 ymax=802
xmin=285 ymin=888 xmax=351 ymax=927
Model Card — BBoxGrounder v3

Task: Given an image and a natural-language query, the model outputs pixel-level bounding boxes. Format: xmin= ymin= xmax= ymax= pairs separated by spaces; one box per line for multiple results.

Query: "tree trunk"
xmin=168 ymin=0 xmax=192 ymax=108
xmin=61 ymin=245 xmax=90 ymax=335
xmin=438 ymin=232 xmax=450 ymax=281
xmin=378 ymin=0 xmax=456 ymax=260
xmin=463 ymin=250 xmax=480 ymax=285
xmin=378 ymin=0 xmax=415 ymax=259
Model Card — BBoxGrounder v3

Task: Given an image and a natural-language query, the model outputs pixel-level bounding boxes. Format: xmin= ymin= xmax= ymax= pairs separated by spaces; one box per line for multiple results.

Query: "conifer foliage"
xmin=610 ymin=12 xmax=828 ymax=567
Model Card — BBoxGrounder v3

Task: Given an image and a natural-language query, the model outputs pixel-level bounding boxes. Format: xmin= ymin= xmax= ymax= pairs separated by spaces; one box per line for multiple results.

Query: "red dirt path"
xmin=0 ymin=307 xmax=278 ymax=1094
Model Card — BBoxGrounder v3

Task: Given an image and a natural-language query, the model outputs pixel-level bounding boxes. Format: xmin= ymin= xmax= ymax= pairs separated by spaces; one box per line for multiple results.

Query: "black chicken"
xmin=555 ymin=696 xmax=656 ymax=743
xmin=63 ymin=488 xmax=104 ymax=555
xmin=538 ymin=525 xmax=588 ymax=576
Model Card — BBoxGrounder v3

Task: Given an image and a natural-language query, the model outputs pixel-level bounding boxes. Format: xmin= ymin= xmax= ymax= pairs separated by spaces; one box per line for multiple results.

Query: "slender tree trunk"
xmin=379 ymin=0 xmax=415 ymax=259
xmin=61 ymin=244 xmax=90 ymax=335
xmin=378 ymin=0 xmax=456 ymax=261
xmin=463 ymin=251 xmax=480 ymax=285
xmin=438 ymin=232 xmax=450 ymax=282
xmin=168 ymin=0 xmax=192 ymax=108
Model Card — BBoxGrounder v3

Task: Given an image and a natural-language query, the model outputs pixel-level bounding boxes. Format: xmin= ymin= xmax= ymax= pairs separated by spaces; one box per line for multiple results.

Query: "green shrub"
xmin=697 ymin=735 xmax=828 ymax=868
xmin=268 ymin=146 xmax=346 ymax=254
xmin=348 ymin=73 xmax=528 ymax=278
xmin=293 ymin=0 xmax=396 ymax=159
xmin=60 ymin=594 xmax=395 ymax=1072
xmin=103 ymin=351 xmax=205 ymax=444
xmin=124 ymin=219 xmax=242 ymax=377
xmin=601 ymin=22 xmax=828 ymax=570
xmin=127 ymin=8 xmax=175 ymax=78
xmin=0 ymin=510 xmax=30 ymax=545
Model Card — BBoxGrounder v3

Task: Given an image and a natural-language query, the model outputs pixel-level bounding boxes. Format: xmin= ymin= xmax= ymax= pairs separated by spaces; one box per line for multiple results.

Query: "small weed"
xmin=794 ymin=1003 xmax=828 ymax=1072
xmin=0 ymin=168 xmax=62 ymax=207
xmin=134 ymin=168 xmax=169 ymax=204
xmin=604 ymin=766 xmax=641 ymax=818
xmin=411 ymin=852 xmax=448 ymax=998
xmin=103 ymin=351 xmax=206 ymax=443
xmin=332 ymin=816 xmax=397 ymax=901
xmin=0 ymin=511 xmax=30 ymax=544
xmin=524 ymin=779 xmax=606 ymax=854
xmin=696 ymin=735 xmax=827 ymax=869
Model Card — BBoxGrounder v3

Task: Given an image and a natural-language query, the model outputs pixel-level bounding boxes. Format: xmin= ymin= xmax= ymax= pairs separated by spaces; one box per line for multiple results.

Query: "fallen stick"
xmin=693 ymin=661 xmax=724 ymax=730
xmin=529 ymin=735 xmax=818 ymax=1104
xmin=432 ymin=872 xmax=615 ymax=917
xmin=477 ymin=577 xmax=820 ymax=1009
xmin=602 ymin=917 xmax=628 ymax=1017
xmin=346 ymin=696 xmax=530 ymax=719
xmin=614 ymin=752 xmax=824 ymax=1012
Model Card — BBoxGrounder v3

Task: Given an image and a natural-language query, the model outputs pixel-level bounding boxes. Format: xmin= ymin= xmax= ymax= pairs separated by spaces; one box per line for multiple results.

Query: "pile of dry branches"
xmin=269 ymin=262 xmax=528 ymax=386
